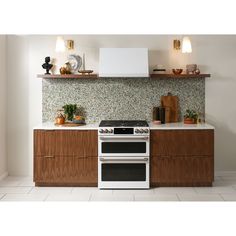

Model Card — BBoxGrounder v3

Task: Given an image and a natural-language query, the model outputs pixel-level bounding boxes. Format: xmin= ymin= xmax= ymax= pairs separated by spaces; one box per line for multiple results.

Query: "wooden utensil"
xmin=161 ymin=92 xmax=179 ymax=122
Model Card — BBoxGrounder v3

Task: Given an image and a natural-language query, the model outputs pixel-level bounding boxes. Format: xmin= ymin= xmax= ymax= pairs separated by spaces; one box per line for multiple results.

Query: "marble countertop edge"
xmin=33 ymin=122 xmax=215 ymax=130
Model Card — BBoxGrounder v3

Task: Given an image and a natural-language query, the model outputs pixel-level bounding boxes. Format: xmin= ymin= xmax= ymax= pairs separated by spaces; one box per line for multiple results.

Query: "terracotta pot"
xmin=55 ymin=117 xmax=65 ymax=125
xmin=184 ymin=118 xmax=195 ymax=124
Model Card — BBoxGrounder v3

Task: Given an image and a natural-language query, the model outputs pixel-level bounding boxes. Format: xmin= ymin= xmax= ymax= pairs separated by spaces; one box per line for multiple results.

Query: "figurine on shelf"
xmin=42 ymin=57 xmax=53 ymax=75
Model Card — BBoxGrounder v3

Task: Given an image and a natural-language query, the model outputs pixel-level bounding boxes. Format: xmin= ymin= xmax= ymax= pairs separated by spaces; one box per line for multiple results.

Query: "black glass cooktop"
xmin=99 ymin=120 xmax=149 ymax=127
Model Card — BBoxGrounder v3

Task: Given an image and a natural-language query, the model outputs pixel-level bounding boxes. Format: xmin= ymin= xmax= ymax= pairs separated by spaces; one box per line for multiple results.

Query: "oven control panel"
xmin=99 ymin=128 xmax=114 ymax=134
xmin=134 ymin=128 xmax=149 ymax=134
xmin=98 ymin=127 xmax=149 ymax=135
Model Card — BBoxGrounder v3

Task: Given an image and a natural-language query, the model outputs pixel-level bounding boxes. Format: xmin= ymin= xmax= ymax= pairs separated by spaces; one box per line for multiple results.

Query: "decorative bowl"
xmin=172 ymin=69 xmax=183 ymax=75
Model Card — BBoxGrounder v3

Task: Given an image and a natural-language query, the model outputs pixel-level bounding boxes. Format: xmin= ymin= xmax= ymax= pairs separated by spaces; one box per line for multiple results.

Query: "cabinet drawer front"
xmin=151 ymin=155 xmax=213 ymax=185
xmin=34 ymin=156 xmax=98 ymax=184
xmin=34 ymin=155 xmax=59 ymax=182
xmin=151 ymin=130 xmax=214 ymax=156
xmin=34 ymin=130 xmax=98 ymax=157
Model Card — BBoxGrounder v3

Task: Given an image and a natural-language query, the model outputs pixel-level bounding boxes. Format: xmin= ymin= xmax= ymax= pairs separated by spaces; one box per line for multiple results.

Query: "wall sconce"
xmin=55 ymin=36 xmax=74 ymax=52
xmin=173 ymin=39 xmax=181 ymax=50
xmin=173 ymin=37 xmax=192 ymax=53
xmin=66 ymin=40 xmax=74 ymax=50
xmin=182 ymin=36 xmax=192 ymax=53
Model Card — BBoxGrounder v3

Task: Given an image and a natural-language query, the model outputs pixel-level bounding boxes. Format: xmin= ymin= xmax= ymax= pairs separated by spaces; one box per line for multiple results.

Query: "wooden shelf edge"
xmin=37 ymin=73 xmax=211 ymax=79
xmin=150 ymin=73 xmax=211 ymax=79
xmin=37 ymin=74 xmax=98 ymax=79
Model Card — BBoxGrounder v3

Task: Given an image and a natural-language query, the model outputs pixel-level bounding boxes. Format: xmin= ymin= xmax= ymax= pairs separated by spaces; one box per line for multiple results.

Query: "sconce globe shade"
xmin=182 ymin=36 xmax=192 ymax=53
xmin=55 ymin=36 xmax=66 ymax=52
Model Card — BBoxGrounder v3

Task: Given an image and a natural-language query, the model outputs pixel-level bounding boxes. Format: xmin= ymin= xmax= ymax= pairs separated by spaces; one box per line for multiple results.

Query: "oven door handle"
xmin=99 ymin=157 xmax=149 ymax=162
xmin=99 ymin=136 xmax=149 ymax=140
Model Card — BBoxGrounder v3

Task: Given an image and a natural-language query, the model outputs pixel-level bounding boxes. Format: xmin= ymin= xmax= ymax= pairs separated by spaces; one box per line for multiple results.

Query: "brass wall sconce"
xmin=173 ymin=39 xmax=181 ymax=50
xmin=173 ymin=37 xmax=192 ymax=53
xmin=55 ymin=37 xmax=74 ymax=52
xmin=66 ymin=40 xmax=74 ymax=50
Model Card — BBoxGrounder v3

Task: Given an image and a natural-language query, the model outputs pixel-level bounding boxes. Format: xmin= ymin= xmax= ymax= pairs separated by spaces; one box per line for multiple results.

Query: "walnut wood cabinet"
xmin=150 ymin=130 xmax=214 ymax=187
xmin=34 ymin=130 xmax=98 ymax=186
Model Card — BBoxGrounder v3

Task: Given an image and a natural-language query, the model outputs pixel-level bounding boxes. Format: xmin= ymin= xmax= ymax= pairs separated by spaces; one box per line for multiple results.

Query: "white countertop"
xmin=34 ymin=122 xmax=215 ymax=130
xmin=33 ymin=122 xmax=99 ymax=130
xmin=149 ymin=122 xmax=215 ymax=130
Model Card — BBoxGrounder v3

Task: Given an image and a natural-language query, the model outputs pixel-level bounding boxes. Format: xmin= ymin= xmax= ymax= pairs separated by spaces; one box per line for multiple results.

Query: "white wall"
xmin=6 ymin=35 xmax=236 ymax=175
xmin=0 ymin=35 xmax=7 ymax=179
xmin=6 ymin=36 xmax=29 ymax=176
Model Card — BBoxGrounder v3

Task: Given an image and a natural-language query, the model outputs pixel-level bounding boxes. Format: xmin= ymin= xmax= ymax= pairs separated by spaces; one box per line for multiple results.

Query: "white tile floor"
xmin=1 ymin=175 xmax=236 ymax=201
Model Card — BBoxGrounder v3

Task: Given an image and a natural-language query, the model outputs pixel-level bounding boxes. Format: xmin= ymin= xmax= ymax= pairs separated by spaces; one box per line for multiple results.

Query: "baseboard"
xmin=0 ymin=171 xmax=8 ymax=181
xmin=215 ymin=171 xmax=236 ymax=176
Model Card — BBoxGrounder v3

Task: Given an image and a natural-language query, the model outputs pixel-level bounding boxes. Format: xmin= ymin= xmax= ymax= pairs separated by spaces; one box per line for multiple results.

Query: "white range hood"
xmin=99 ymin=48 xmax=149 ymax=77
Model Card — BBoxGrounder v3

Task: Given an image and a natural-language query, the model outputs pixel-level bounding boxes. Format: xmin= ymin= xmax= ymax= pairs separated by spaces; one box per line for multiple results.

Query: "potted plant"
xmin=62 ymin=104 xmax=77 ymax=121
xmin=184 ymin=109 xmax=198 ymax=124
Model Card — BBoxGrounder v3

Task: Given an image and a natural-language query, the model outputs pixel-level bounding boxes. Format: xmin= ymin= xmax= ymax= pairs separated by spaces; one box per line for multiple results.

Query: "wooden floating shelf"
xmin=37 ymin=73 xmax=211 ymax=79
xmin=37 ymin=74 xmax=98 ymax=79
xmin=150 ymin=73 xmax=211 ymax=79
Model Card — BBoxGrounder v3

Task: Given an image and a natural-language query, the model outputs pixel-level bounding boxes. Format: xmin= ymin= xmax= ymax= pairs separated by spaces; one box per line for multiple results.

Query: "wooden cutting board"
xmin=161 ymin=93 xmax=179 ymax=122
xmin=54 ymin=122 xmax=86 ymax=127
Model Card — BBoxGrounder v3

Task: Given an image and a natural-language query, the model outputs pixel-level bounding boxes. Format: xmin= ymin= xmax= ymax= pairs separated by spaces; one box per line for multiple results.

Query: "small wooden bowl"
xmin=172 ymin=69 xmax=183 ymax=75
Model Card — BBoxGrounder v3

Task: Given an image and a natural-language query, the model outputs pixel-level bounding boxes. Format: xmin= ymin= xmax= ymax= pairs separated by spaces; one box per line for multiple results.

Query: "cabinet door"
xmin=34 ymin=130 xmax=98 ymax=157
xmin=151 ymin=155 xmax=213 ymax=186
xmin=151 ymin=130 xmax=214 ymax=156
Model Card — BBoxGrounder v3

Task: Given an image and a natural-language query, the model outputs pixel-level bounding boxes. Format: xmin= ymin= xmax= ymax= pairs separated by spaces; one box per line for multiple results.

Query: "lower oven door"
xmin=98 ymin=157 xmax=149 ymax=189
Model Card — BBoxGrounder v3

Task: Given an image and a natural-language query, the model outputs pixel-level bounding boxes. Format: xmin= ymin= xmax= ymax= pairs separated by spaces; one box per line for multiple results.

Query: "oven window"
xmin=102 ymin=163 xmax=146 ymax=181
xmin=102 ymin=142 xmax=146 ymax=153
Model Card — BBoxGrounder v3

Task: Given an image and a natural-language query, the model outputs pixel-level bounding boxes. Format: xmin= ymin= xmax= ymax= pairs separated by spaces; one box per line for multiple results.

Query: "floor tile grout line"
xmin=176 ymin=194 xmax=181 ymax=201
xmin=218 ymin=193 xmax=225 ymax=201
xmin=44 ymin=194 xmax=50 ymax=201
xmin=231 ymin=186 xmax=236 ymax=191
xmin=27 ymin=187 xmax=34 ymax=194
xmin=0 ymin=193 xmax=7 ymax=200
xmin=192 ymin=187 xmax=198 ymax=194
xmin=88 ymin=193 xmax=93 ymax=201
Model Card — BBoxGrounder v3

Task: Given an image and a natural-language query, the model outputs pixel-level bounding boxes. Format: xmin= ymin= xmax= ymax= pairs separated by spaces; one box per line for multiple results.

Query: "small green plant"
xmin=184 ymin=109 xmax=198 ymax=120
xmin=62 ymin=104 xmax=77 ymax=121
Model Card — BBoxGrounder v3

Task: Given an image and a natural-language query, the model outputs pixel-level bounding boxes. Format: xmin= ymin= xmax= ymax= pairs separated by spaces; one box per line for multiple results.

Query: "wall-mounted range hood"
xmin=99 ymin=48 xmax=149 ymax=77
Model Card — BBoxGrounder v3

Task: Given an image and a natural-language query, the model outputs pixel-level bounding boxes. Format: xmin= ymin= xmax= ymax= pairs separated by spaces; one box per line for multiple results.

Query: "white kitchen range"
xmin=98 ymin=120 xmax=150 ymax=189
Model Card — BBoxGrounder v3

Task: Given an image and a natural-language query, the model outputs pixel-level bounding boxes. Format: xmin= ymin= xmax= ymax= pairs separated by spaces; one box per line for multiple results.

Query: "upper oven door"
xmin=99 ymin=135 xmax=149 ymax=157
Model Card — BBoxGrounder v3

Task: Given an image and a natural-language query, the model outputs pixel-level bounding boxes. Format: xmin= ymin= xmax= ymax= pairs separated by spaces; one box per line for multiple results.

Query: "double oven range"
xmin=98 ymin=120 xmax=150 ymax=189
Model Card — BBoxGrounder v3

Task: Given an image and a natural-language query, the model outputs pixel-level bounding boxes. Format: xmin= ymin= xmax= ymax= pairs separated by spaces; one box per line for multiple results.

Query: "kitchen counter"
xmin=34 ymin=122 xmax=215 ymax=130
xmin=149 ymin=122 xmax=215 ymax=130
xmin=33 ymin=122 xmax=99 ymax=130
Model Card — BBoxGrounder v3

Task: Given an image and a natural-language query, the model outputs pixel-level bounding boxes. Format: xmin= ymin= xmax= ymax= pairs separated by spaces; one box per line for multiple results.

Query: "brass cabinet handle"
xmin=44 ymin=155 xmax=55 ymax=159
